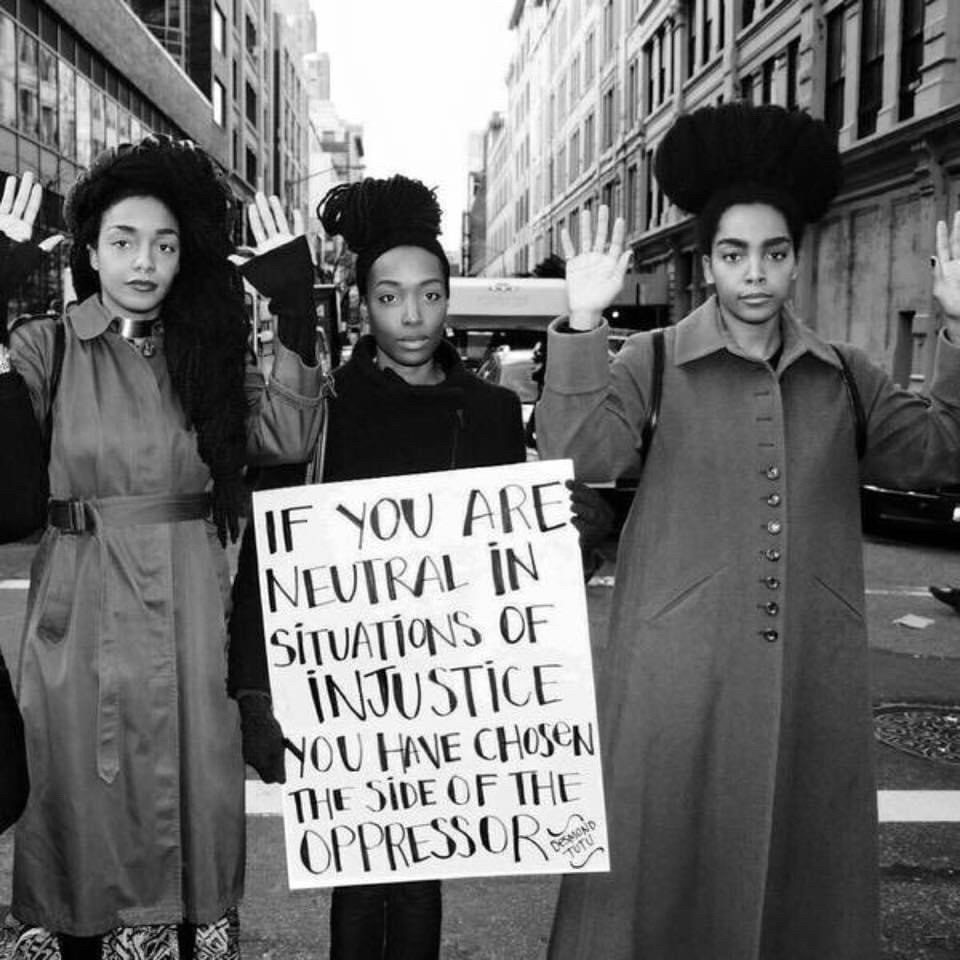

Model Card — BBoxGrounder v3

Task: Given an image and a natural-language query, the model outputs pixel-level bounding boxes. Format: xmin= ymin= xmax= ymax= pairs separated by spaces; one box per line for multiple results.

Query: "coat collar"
xmin=67 ymin=295 xmax=116 ymax=341
xmin=673 ymin=295 xmax=841 ymax=371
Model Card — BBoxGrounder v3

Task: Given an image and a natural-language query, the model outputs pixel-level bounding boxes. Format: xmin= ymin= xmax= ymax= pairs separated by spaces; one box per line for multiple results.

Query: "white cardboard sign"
xmin=252 ymin=459 xmax=609 ymax=889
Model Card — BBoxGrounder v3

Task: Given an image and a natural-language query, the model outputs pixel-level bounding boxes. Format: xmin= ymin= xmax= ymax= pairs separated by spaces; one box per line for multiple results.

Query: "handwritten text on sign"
xmin=252 ymin=460 xmax=609 ymax=889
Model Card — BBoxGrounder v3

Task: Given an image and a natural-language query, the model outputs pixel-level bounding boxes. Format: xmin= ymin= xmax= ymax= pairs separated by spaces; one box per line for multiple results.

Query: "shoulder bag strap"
xmin=831 ymin=344 xmax=867 ymax=460
xmin=638 ymin=327 xmax=665 ymax=470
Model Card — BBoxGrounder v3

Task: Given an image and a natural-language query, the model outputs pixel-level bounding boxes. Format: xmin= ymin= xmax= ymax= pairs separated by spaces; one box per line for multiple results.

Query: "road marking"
xmin=0 ymin=580 xmax=29 ymax=590
xmin=878 ymin=791 xmax=960 ymax=822
xmin=244 ymin=782 xmax=960 ymax=821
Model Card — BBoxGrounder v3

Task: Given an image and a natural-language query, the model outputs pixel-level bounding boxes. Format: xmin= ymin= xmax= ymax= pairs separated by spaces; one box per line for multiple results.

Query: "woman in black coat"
xmin=228 ymin=175 xmax=525 ymax=960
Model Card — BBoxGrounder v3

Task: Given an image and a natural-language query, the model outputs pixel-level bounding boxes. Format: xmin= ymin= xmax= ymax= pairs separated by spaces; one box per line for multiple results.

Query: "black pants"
xmin=329 ymin=881 xmax=441 ymax=960
xmin=58 ymin=923 xmax=196 ymax=959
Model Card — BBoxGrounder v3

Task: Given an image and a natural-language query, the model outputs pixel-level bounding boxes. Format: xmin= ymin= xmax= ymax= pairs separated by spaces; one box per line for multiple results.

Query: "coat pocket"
xmin=812 ymin=574 xmax=865 ymax=622
xmin=33 ymin=537 xmax=78 ymax=644
xmin=638 ymin=565 xmax=728 ymax=623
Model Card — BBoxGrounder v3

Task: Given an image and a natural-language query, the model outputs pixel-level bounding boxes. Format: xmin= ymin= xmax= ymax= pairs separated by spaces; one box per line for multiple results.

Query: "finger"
xmin=254 ymin=192 xmax=274 ymax=236
xmin=11 ymin=170 xmax=34 ymax=219
xmin=0 ymin=177 xmax=16 ymax=216
xmin=952 ymin=210 xmax=960 ymax=263
xmin=268 ymin=195 xmax=290 ymax=235
xmin=580 ymin=207 xmax=592 ymax=255
xmin=608 ymin=216 xmax=626 ymax=262
xmin=936 ymin=219 xmax=950 ymax=266
xmin=292 ymin=209 xmax=305 ymax=237
xmin=248 ymin=202 xmax=268 ymax=246
xmin=615 ymin=250 xmax=633 ymax=285
xmin=23 ymin=183 xmax=42 ymax=230
xmin=38 ymin=234 xmax=64 ymax=253
xmin=560 ymin=226 xmax=576 ymax=261
xmin=594 ymin=205 xmax=609 ymax=252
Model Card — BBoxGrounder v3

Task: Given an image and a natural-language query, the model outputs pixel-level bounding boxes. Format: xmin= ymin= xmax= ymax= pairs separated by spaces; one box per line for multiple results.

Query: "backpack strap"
xmin=43 ymin=319 xmax=65 ymax=462
xmin=638 ymin=327 xmax=665 ymax=470
xmin=831 ymin=344 xmax=867 ymax=460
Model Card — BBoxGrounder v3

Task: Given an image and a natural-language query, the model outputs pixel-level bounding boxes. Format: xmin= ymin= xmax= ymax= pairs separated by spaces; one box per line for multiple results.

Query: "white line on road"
xmin=245 ymin=782 xmax=960 ymax=822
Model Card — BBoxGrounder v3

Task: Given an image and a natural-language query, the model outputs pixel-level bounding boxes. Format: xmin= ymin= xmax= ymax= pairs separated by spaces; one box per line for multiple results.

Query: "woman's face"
xmin=88 ymin=194 xmax=180 ymax=321
xmin=365 ymin=245 xmax=447 ymax=378
xmin=702 ymin=203 xmax=797 ymax=328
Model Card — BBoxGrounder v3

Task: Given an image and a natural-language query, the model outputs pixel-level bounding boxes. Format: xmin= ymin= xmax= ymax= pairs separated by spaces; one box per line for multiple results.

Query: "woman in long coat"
xmin=537 ymin=104 xmax=960 ymax=959
xmin=0 ymin=141 xmax=323 ymax=958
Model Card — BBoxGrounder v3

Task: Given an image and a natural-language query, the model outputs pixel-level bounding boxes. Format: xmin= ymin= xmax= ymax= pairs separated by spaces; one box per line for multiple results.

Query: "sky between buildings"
xmin=310 ymin=0 xmax=516 ymax=251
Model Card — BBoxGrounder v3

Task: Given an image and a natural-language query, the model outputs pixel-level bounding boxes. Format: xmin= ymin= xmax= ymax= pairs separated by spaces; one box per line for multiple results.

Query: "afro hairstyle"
xmin=653 ymin=103 xmax=842 ymax=251
xmin=317 ymin=175 xmax=450 ymax=296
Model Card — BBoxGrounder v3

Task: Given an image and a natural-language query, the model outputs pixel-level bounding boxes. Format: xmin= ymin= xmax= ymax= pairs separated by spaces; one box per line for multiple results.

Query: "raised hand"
xmin=561 ymin=205 xmax=632 ymax=330
xmin=0 ymin=171 xmax=62 ymax=254
xmin=933 ymin=212 xmax=960 ymax=327
xmin=246 ymin=192 xmax=307 ymax=258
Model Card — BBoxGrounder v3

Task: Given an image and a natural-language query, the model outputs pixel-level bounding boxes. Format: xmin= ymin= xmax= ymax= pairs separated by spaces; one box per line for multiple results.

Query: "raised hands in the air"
xmin=932 ymin=211 xmax=960 ymax=332
xmin=229 ymin=191 xmax=310 ymax=265
xmin=0 ymin=172 xmax=63 ymax=251
xmin=561 ymin=205 xmax=631 ymax=330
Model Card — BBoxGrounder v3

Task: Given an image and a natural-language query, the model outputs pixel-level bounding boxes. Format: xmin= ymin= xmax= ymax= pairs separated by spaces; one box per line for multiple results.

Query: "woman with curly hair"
xmin=0 ymin=137 xmax=324 ymax=959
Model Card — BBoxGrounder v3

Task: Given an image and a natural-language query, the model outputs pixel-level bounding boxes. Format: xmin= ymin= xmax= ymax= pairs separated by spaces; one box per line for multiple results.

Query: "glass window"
xmin=75 ymin=74 xmax=91 ymax=166
xmin=58 ymin=60 xmax=75 ymax=158
xmin=130 ymin=115 xmax=142 ymax=143
xmin=90 ymin=87 xmax=105 ymax=159
xmin=212 ymin=77 xmax=225 ymax=126
xmin=18 ymin=29 xmax=40 ymax=139
xmin=105 ymin=97 xmax=117 ymax=148
xmin=0 ymin=14 xmax=16 ymax=128
xmin=38 ymin=44 xmax=57 ymax=147
xmin=213 ymin=5 xmax=226 ymax=53
xmin=118 ymin=107 xmax=130 ymax=144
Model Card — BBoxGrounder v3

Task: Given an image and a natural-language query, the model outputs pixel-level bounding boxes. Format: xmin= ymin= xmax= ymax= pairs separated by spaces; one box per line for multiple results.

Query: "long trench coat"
xmin=537 ymin=298 xmax=960 ymax=959
xmin=8 ymin=295 xmax=323 ymax=936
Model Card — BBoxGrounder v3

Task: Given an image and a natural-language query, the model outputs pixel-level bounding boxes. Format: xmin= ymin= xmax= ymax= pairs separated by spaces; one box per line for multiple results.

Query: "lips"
xmin=740 ymin=294 xmax=772 ymax=305
xmin=127 ymin=280 xmax=158 ymax=292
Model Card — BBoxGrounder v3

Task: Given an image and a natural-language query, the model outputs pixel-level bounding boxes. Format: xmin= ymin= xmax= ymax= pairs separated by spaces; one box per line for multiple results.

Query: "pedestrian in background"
xmin=537 ymin=102 xmax=960 ymax=959
xmin=0 ymin=137 xmax=324 ymax=959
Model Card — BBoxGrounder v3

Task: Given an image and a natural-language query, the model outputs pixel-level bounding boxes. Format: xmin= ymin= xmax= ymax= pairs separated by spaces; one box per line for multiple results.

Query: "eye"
xmin=424 ymin=290 xmax=444 ymax=303
xmin=377 ymin=293 xmax=396 ymax=305
xmin=720 ymin=251 xmax=741 ymax=263
xmin=111 ymin=239 xmax=130 ymax=249
xmin=158 ymin=242 xmax=178 ymax=254
xmin=768 ymin=249 xmax=789 ymax=262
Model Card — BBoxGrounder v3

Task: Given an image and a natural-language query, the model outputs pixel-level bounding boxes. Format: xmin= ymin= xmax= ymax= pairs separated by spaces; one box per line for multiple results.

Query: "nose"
xmin=401 ymin=294 xmax=422 ymax=326
xmin=744 ymin=254 xmax=766 ymax=284
xmin=132 ymin=241 xmax=155 ymax=273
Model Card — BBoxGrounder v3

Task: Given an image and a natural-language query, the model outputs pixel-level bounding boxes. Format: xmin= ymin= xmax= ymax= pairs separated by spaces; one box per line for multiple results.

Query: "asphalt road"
xmin=0 ymin=527 xmax=958 ymax=958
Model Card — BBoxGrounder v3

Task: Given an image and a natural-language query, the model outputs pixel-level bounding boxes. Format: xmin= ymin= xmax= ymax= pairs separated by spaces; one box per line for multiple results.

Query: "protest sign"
xmin=252 ymin=459 xmax=609 ymax=889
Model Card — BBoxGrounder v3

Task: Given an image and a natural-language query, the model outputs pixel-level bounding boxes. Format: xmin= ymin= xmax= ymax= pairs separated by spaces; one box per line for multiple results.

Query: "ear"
xmin=88 ymin=244 xmax=99 ymax=272
xmin=701 ymin=253 xmax=714 ymax=286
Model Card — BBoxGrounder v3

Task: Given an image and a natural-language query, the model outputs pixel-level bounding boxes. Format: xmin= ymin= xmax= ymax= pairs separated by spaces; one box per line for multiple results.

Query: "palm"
xmin=246 ymin=192 xmax=309 ymax=259
xmin=934 ymin=214 xmax=960 ymax=319
xmin=562 ymin=205 xmax=631 ymax=327
xmin=0 ymin=172 xmax=42 ymax=244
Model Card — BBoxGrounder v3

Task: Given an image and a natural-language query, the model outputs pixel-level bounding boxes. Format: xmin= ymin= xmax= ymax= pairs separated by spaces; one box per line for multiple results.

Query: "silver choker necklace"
xmin=113 ymin=317 xmax=162 ymax=358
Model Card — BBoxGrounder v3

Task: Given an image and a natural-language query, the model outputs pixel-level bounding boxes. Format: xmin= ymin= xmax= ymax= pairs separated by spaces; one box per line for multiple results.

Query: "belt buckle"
xmin=65 ymin=499 xmax=88 ymax=534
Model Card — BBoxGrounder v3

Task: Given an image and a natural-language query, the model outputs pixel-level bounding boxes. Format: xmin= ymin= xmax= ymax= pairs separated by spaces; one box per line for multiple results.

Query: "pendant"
xmin=140 ymin=338 xmax=156 ymax=358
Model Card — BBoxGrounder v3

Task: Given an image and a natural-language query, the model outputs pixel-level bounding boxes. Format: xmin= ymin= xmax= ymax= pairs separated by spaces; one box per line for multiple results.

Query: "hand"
xmin=238 ymin=692 xmax=287 ymax=784
xmin=567 ymin=479 xmax=615 ymax=550
xmin=0 ymin=172 xmax=62 ymax=251
xmin=232 ymin=193 xmax=309 ymax=264
xmin=561 ymin=205 xmax=632 ymax=330
xmin=934 ymin=212 xmax=960 ymax=331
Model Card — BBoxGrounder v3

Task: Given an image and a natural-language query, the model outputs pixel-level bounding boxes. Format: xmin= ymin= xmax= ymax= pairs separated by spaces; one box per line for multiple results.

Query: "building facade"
xmin=482 ymin=0 xmax=960 ymax=376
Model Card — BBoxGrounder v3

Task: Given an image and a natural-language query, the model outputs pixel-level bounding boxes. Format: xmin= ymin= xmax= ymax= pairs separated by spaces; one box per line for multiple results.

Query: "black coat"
xmin=227 ymin=335 xmax=525 ymax=694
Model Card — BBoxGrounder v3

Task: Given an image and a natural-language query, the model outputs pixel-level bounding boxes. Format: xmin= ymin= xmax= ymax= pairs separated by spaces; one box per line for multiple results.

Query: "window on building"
xmin=740 ymin=74 xmax=754 ymax=103
xmin=601 ymin=86 xmax=616 ymax=149
xmin=644 ymin=38 xmax=654 ymax=115
xmin=570 ymin=54 xmax=580 ymax=104
xmin=245 ymin=81 xmax=257 ymax=126
xmin=245 ymin=14 xmax=257 ymax=57
xmin=626 ymin=163 xmax=638 ymax=232
xmin=602 ymin=0 xmax=616 ymax=60
xmin=569 ymin=207 xmax=579 ymax=249
xmin=686 ymin=0 xmax=698 ymax=78
xmin=742 ymin=0 xmax=755 ymax=28
xmin=761 ymin=56 xmax=775 ymax=103
xmin=570 ymin=129 xmax=580 ymax=181
xmin=702 ymin=0 xmax=713 ymax=63
xmin=602 ymin=180 xmax=614 ymax=215
xmin=105 ymin=97 xmax=117 ymax=149
xmin=858 ymin=0 xmax=884 ymax=137
xmin=90 ymin=87 xmax=105 ymax=158
xmin=644 ymin=148 xmax=656 ymax=230
xmin=718 ymin=0 xmax=726 ymax=47
xmin=17 ymin=30 xmax=39 ymax=138
xmin=57 ymin=59 xmax=75 ymax=157
xmin=557 ymin=144 xmax=566 ymax=194
xmin=212 ymin=77 xmax=226 ymax=126
xmin=38 ymin=43 xmax=57 ymax=147
xmin=76 ymin=74 xmax=91 ymax=166
xmin=627 ymin=56 xmax=639 ymax=126
xmin=213 ymin=5 xmax=226 ymax=54
xmin=585 ymin=29 xmax=595 ymax=81
xmin=898 ymin=0 xmax=925 ymax=121
xmin=232 ymin=57 xmax=238 ymax=100
xmin=559 ymin=76 xmax=568 ymax=118
xmin=584 ymin=111 xmax=595 ymax=166
xmin=824 ymin=7 xmax=845 ymax=132
xmin=786 ymin=37 xmax=799 ymax=109
xmin=246 ymin=147 xmax=257 ymax=186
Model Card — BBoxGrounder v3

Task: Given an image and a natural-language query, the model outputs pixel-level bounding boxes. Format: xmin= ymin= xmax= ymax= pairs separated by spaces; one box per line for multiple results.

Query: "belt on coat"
xmin=47 ymin=491 xmax=211 ymax=783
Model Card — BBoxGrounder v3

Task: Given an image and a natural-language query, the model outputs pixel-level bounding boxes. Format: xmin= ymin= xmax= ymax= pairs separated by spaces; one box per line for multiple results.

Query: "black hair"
xmin=654 ymin=103 xmax=842 ymax=251
xmin=317 ymin=175 xmax=450 ymax=297
xmin=65 ymin=135 xmax=249 ymax=544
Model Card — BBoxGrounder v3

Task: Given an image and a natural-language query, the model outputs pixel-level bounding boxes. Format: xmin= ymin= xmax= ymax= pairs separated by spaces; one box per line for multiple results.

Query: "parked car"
xmin=860 ymin=482 xmax=960 ymax=539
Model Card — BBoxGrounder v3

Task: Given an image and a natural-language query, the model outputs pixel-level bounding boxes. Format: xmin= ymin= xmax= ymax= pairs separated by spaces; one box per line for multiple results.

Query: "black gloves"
xmin=567 ymin=479 xmax=615 ymax=551
xmin=237 ymin=691 xmax=287 ymax=784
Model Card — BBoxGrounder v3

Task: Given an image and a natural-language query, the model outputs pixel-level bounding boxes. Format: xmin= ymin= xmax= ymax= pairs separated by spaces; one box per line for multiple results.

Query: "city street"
xmin=1 ymin=528 xmax=959 ymax=959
